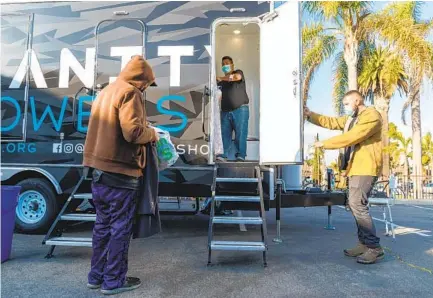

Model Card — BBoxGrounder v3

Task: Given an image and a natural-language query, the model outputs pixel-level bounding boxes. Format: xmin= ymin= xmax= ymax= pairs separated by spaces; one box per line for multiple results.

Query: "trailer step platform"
xmin=45 ymin=237 xmax=93 ymax=247
xmin=214 ymin=196 xmax=261 ymax=202
xmin=42 ymin=167 xmax=95 ymax=258
xmin=210 ymin=241 xmax=266 ymax=251
xmin=207 ymin=165 xmax=268 ymax=267
xmin=212 ymin=216 xmax=263 ymax=225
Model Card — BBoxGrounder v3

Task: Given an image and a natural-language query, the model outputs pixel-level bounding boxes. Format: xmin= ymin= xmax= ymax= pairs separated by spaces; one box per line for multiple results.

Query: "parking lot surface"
xmin=2 ymin=204 xmax=432 ymax=298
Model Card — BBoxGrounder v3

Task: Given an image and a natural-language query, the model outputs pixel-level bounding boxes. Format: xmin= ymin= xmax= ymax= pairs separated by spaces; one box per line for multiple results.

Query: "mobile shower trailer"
xmin=1 ymin=1 xmax=345 ymax=235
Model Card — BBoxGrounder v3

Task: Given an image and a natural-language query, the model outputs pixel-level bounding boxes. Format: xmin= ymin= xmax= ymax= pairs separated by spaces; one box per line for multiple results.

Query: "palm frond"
xmin=322 ymin=1 xmax=342 ymax=19
xmin=302 ymin=23 xmax=325 ymax=46
xmin=302 ymin=1 xmax=326 ymax=21
xmin=303 ymin=34 xmax=338 ymax=72
xmin=302 ymin=23 xmax=338 ymax=103
xmin=357 ymin=41 xmax=379 ymax=103
xmin=359 ymin=44 xmax=409 ymax=103
xmin=302 ymin=1 xmax=354 ymax=27
xmin=366 ymin=13 xmax=433 ymax=75
xmin=382 ymin=1 xmax=423 ymax=23
xmin=389 ymin=122 xmax=409 ymax=145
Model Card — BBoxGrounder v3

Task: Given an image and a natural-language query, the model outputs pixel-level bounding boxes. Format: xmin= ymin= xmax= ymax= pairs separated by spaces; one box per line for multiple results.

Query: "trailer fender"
xmin=1 ymin=167 xmax=63 ymax=195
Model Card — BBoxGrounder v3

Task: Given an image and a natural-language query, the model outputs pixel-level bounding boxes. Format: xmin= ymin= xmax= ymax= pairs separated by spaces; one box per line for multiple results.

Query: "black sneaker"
xmin=236 ymin=156 xmax=245 ymax=162
xmin=87 ymin=283 xmax=101 ymax=289
xmin=101 ymin=277 xmax=141 ymax=295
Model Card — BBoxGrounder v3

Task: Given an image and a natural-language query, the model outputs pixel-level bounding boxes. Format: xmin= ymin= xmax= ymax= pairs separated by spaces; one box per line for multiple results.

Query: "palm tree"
xmin=422 ymin=132 xmax=433 ymax=177
xmin=303 ymin=1 xmax=373 ymax=98
xmin=387 ymin=123 xmax=412 ymax=177
xmin=366 ymin=1 xmax=433 ymax=198
xmin=308 ymin=134 xmax=325 ymax=186
xmin=302 ymin=23 xmax=338 ymax=103
xmin=384 ymin=142 xmax=401 ymax=173
xmin=358 ymin=46 xmax=409 ymax=179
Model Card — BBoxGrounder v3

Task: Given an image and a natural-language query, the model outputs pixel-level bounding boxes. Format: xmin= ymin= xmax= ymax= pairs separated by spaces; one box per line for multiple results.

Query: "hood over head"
xmin=117 ymin=55 xmax=156 ymax=91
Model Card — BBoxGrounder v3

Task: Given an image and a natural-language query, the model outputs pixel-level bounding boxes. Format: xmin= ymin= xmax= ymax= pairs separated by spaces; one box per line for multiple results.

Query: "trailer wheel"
xmin=15 ymin=178 xmax=59 ymax=234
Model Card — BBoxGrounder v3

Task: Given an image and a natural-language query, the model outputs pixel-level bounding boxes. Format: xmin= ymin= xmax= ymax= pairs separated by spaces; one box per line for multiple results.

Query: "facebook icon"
xmin=53 ymin=143 xmax=62 ymax=153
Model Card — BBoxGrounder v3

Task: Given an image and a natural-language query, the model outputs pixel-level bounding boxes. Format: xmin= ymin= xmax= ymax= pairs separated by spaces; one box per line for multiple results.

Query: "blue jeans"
xmin=219 ymin=105 xmax=249 ymax=159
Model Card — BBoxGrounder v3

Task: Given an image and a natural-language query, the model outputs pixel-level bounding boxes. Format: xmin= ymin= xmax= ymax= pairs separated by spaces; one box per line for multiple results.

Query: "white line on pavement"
xmin=336 ymin=206 xmax=432 ymax=237
xmin=406 ymin=205 xmax=433 ymax=211
xmin=372 ymin=217 xmax=432 ymax=237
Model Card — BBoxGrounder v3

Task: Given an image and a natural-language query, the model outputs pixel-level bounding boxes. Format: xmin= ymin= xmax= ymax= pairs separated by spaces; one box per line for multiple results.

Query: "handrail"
xmin=93 ymin=18 xmax=146 ymax=95
xmin=201 ymin=86 xmax=210 ymax=140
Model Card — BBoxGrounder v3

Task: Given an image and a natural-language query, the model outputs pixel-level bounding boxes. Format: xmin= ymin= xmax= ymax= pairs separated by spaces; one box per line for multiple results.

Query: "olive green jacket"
xmin=309 ymin=107 xmax=383 ymax=177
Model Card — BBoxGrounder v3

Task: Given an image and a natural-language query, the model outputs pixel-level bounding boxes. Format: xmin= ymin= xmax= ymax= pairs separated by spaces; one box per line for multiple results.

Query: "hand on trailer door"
xmin=304 ymin=106 xmax=312 ymax=119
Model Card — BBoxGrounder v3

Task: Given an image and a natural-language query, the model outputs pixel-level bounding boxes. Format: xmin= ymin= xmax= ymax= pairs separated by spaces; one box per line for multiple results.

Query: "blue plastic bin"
xmin=1 ymin=186 xmax=21 ymax=263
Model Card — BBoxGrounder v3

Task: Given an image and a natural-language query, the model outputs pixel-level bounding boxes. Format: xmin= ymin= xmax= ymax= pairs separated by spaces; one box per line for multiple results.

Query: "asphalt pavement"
xmin=2 ymin=203 xmax=432 ymax=298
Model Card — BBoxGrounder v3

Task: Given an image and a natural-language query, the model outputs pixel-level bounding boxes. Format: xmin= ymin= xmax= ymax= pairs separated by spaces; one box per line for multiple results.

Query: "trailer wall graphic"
xmin=1 ymin=1 xmax=307 ymax=233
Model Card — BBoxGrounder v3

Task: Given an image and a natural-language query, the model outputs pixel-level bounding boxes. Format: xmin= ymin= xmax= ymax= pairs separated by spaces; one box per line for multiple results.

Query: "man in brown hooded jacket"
xmin=83 ymin=55 xmax=158 ymax=295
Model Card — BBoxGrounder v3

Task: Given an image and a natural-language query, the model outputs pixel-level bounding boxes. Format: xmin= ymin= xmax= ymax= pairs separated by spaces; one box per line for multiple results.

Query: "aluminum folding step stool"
xmin=43 ymin=167 xmax=95 ymax=258
xmin=207 ymin=165 xmax=268 ymax=267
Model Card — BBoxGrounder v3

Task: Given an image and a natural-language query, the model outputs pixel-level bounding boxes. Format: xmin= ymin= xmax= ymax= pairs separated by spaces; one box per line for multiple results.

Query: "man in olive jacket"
xmin=305 ymin=90 xmax=384 ymax=264
xmin=83 ymin=55 xmax=158 ymax=294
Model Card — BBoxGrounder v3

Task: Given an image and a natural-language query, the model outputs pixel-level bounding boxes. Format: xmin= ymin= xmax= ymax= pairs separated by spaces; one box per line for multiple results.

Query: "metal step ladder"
xmin=43 ymin=168 xmax=95 ymax=258
xmin=207 ymin=165 xmax=268 ymax=267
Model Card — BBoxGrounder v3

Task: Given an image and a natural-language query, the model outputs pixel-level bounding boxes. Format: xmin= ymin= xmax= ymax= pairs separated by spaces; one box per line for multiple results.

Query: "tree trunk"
xmin=343 ymin=35 xmax=359 ymax=91
xmin=374 ymin=96 xmax=390 ymax=180
xmin=321 ymin=152 xmax=327 ymax=188
xmin=430 ymin=160 xmax=433 ymax=182
xmin=411 ymin=84 xmax=423 ymax=199
xmin=303 ymin=63 xmax=317 ymax=104
xmin=403 ymin=157 xmax=409 ymax=198
xmin=402 ymin=55 xmax=423 ymax=199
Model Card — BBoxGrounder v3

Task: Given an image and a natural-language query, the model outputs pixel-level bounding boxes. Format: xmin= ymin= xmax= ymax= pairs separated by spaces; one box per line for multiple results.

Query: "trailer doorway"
xmin=209 ymin=2 xmax=303 ymax=166
xmin=211 ymin=20 xmax=261 ymax=163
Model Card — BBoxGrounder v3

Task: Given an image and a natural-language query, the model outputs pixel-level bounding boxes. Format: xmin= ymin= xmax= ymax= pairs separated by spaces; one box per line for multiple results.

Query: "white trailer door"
xmin=259 ymin=2 xmax=303 ymax=165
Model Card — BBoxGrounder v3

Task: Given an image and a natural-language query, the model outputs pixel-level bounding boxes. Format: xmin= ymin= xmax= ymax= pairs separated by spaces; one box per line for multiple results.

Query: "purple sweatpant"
xmin=88 ymin=182 xmax=137 ymax=290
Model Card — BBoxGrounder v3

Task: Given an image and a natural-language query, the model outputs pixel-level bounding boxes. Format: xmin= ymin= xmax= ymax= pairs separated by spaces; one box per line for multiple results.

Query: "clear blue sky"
xmin=303 ymin=1 xmax=433 ymax=165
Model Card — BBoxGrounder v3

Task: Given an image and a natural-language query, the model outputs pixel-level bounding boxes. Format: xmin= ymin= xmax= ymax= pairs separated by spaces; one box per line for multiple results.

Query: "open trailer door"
xmin=259 ymin=1 xmax=303 ymax=165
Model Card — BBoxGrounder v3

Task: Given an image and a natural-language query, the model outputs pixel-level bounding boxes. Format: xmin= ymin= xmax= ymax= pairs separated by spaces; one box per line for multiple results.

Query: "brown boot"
xmin=356 ymin=247 xmax=385 ymax=264
xmin=344 ymin=243 xmax=367 ymax=257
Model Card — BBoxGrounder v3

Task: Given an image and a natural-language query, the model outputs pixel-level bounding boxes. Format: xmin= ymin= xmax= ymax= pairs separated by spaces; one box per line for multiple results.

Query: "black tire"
xmin=15 ymin=178 xmax=59 ymax=234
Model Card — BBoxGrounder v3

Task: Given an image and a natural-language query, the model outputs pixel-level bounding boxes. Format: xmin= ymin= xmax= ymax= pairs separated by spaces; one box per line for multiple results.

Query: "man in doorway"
xmin=304 ymin=90 xmax=384 ymax=264
xmin=216 ymin=56 xmax=250 ymax=162
xmin=83 ymin=55 xmax=159 ymax=294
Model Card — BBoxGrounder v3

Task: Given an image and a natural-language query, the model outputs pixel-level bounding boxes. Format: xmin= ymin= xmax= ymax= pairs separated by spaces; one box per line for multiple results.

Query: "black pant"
xmin=348 ymin=176 xmax=380 ymax=248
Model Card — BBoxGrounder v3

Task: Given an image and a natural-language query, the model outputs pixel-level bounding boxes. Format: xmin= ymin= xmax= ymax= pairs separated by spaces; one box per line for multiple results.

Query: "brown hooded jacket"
xmin=83 ymin=56 xmax=157 ymax=177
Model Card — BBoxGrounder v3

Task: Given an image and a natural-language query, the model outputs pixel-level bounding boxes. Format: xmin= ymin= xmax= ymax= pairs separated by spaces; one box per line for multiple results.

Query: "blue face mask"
xmin=222 ymin=65 xmax=231 ymax=74
xmin=344 ymin=105 xmax=357 ymax=117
